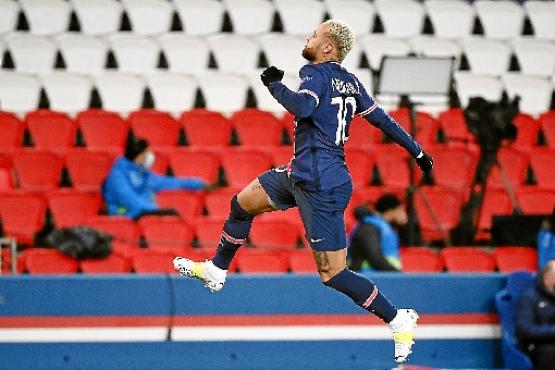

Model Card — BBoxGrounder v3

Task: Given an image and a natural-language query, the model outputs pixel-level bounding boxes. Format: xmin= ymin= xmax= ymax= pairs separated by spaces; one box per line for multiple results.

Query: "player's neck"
xmin=312 ymin=54 xmax=341 ymax=64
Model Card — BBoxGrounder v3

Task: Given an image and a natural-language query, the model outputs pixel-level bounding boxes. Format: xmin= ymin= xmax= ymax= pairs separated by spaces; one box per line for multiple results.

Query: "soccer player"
xmin=174 ymin=19 xmax=433 ymax=364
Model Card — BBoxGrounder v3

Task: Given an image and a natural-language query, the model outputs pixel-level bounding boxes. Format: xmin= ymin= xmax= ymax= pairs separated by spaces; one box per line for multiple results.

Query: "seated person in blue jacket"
xmin=516 ymin=260 xmax=555 ymax=370
xmin=348 ymin=194 xmax=407 ymax=272
xmin=538 ymin=208 xmax=555 ymax=270
xmin=102 ymin=137 xmax=205 ymax=220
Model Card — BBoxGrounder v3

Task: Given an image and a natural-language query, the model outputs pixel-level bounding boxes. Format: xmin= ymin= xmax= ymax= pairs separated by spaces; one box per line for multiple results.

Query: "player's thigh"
xmin=312 ymin=248 xmax=347 ymax=282
xmin=237 ymin=178 xmax=275 ymax=215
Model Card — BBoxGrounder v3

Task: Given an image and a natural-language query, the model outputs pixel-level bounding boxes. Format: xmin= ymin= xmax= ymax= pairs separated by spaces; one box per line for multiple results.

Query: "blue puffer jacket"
xmin=101 ymin=156 xmax=205 ymax=219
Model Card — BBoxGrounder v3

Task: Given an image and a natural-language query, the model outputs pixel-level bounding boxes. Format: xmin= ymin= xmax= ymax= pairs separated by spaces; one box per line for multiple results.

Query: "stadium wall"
xmin=0 ymin=273 xmax=506 ymax=370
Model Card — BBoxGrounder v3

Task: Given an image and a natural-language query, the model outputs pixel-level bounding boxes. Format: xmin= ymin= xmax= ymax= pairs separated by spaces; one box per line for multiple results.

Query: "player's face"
xmin=544 ymin=263 xmax=555 ymax=294
xmin=302 ymin=23 xmax=331 ymax=62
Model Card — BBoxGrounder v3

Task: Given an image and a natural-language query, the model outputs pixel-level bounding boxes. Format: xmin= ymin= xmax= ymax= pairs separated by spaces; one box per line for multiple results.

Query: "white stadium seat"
xmin=502 ymin=73 xmax=552 ymax=117
xmin=454 ymin=72 xmax=504 ymax=107
xmin=512 ymin=38 xmax=555 ymax=77
xmin=351 ymin=68 xmax=374 ymax=97
xmin=0 ymin=73 xmax=41 ymax=114
xmin=0 ymin=0 xmax=19 ymax=35
xmin=359 ymin=35 xmax=411 ymax=71
xmin=324 ymin=0 xmax=375 ymax=36
xmin=109 ymin=33 xmax=160 ymax=74
xmin=409 ymin=36 xmax=463 ymax=69
xmin=158 ymin=34 xmax=210 ymax=74
xmin=71 ymin=0 xmax=124 ymax=36
xmin=41 ymin=73 xmax=93 ymax=114
xmin=57 ymin=34 xmax=109 ymax=75
xmin=461 ymin=38 xmax=511 ymax=76
xmin=20 ymin=0 xmax=71 ymax=35
xmin=122 ymin=0 xmax=174 ymax=36
xmin=173 ymin=0 xmax=225 ymax=36
xmin=147 ymin=73 xmax=197 ymax=115
xmin=197 ymin=72 xmax=249 ymax=113
xmin=259 ymin=33 xmax=306 ymax=74
xmin=374 ymin=0 xmax=425 ymax=38
xmin=474 ymin=0 xmax=525 ymax=40
xmin=6 ymin=34 xmax=57 ymax=74
xmin=424 ymin=0 xmax=475 ymax=39
xmin=94 ymin=73 xmax=146 ymax=115
xmin=248 ymin=70 xmax=299 ymax=114
xmin=274 ymin=0 xmax=325 ymax=37
xmin=207 ymin=34 xmax=260 ymax=73
xmin=223 ymin=0 xmax=275 ymax=36
xmin=524 ymin=1 xmax=555 ymax=40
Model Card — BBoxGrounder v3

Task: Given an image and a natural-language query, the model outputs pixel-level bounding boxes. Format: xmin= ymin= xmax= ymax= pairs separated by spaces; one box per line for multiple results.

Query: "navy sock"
xmin=211 ymin=195 xmax=254 ymax=270
xmin=324 ymin=268 xmax=397 ymax=323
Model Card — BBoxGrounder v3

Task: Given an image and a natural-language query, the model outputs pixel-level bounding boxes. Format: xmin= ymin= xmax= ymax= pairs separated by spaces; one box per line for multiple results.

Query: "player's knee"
xmin=230 ymin=195 xmax=254 ymax=222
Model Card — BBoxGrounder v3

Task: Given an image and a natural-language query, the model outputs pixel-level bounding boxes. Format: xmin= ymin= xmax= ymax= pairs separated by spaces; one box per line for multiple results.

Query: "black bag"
xmin=46 ymin=227 xmax=113 ymax=260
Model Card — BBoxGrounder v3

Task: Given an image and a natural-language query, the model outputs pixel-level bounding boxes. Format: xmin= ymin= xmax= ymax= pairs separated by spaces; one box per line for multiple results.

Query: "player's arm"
xmin=260 ymin=65 xmax=321 ymax=118
xmin=356 ymin=84 xmax=433 ymax=171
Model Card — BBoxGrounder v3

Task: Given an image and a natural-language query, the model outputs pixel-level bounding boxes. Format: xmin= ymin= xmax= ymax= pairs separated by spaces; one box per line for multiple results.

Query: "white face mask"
xmin=143 ymin=151 xmax=155 ymax=169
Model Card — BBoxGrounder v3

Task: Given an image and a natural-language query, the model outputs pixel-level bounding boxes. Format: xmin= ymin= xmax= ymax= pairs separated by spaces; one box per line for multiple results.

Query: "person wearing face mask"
xmin=516 ymin=260 xmax=555 ymax=370
xmin=101 ymin=137 xmax=205 ymax=220
xmin=348 ymin=194 xmax=407 ymax=272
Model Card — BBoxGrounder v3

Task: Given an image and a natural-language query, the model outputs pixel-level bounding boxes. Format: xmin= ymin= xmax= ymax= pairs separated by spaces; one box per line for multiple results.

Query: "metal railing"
xmin=0 ymin=237 xmax=17 ymax=275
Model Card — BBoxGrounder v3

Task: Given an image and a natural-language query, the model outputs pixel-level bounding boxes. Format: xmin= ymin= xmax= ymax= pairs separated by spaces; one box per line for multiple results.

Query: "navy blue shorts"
xmin=258 ymin=166 xmax=352 ymax=251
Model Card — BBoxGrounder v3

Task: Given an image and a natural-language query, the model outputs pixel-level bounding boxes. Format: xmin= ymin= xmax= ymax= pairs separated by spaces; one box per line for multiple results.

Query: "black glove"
xmin=415 ymin=151 xmax=433 ymax=172
xmin=260 ymin=66 xmax=284 ymax=87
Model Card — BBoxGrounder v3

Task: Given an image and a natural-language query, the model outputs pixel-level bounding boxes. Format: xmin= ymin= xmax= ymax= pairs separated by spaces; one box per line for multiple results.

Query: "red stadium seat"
xmin=345 ymin=148 xmax=374 ymax=187
xmin=429 ymin=146 xmax=477 ymax=189
xmin=441 ymin=247 xmax=495 ymax=273
xmin=270 ymin=146 xmax=294 ymax=167
xmin=80 ymin=254 xmax=132 ymax=274
xmin=139 ymin=216 xmax=194 ymax=253
xmin=169 ymin=149 xmax=221 ymax=184
xmin=512 ymin=113 xmax=540 ymax=149
xmin=0 ymin=111 xmax=24 ymax=153
xmin=0 ymin=155 xmax=15 ymax=192
xmin=345 ymin=115 xmax=382 ymax=149
xmin=204 ymin=189 xmax=235 ymax=219
xmin=25 ymin=249 xmax=79 ymax=275
xmin=25 ymin=110 xmax=77 ymax=154
xmin=1 ymin=248 xmax=25 ymax=274
xmin=400 ymin=247 xmax=444 ymax=273
xmin=236 ymin=250 xmax=288 ymax=274
xmin=193 ymin=218 xmax=225 ymax=250
xmin=250 ymin=219 xmax=299 ymax=250
xmin=530 ymin=148 xmax=555 ymax=190
xmin=13 ymin=149 xmax=64 ymax=191
xmin=289 ymin=249 xmax=318 ymax=274
xmin=150 ymin=150 xmax=170 ymax=175
xmin=477 ymin=189 xmax=513 ymax=231
xmin=414 ymin=187 xmax=463 ymax=241
xmin=353 ymin=186 xmax=406 ymax=207
xmin=132 ymin=251 xmax=176 ymax=274
xmin=48 ymin=191 xmax=102 ymax=228
xmin=86 ymin=216 xmax=140 ymax=244
xmin=373 ymin=145 xmax=410 ymax=187
xmin=487 ymin=148 xmax=529 ymax=190
xmin=231 ymin=109 xmax=284 ymax=147
xmin=156 ymin=190 xmax=204 ymax=221
xmin=539 ymin=110 xmax=555 ymax=148
xmin=0 ymin=193 xmax=47 ymax=244
xmin=128 ymin=109 xmax=181 ymax=150
xmin=66 ymin=148 xmax=114 ymax=192
xmin=221 ymin=148 xmax=272 ymax=189
xmin=77 ymin=109 xmax=129 ymax=152
xmin=112 ymin=241 xmax=140 ymax=259
xmin=437 ymin=108 xmax=473 ymax=143
xmin=181 ymin=109 xmax=232 ymax=149
xmin=516 ymin=187 xmax=555 ymax=214
xmin=493 ymin=246 xmax=537 ymax=273
xmin=281 ymin=112 xmax=295 ymax=143
xmin=389 ymin=108 xmax=440 ymax=145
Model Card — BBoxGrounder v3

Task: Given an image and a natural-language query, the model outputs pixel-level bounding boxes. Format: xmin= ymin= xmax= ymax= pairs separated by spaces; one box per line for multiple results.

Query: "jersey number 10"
xmin=331 ymin=96 xmax=357 ymax=145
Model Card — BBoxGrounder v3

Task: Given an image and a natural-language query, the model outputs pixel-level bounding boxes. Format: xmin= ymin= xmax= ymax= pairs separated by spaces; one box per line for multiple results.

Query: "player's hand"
xmin=416 ymin=151 xmax=433 ymax=172
xmin=260 ymin=66 xmax=284 ymax=87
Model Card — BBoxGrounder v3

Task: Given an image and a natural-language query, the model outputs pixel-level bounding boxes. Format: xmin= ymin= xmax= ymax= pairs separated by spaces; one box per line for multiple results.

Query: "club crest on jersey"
xmin=331 ymin=78 xmax=359 ymax=95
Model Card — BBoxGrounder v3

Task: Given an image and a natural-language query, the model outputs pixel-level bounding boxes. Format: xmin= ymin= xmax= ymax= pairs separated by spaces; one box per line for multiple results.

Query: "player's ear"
xmin=322 ymin=42 xmax=334 ymax=55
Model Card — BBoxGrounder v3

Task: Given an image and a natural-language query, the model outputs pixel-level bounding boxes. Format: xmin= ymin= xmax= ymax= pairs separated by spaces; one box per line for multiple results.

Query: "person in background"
xmin=348 ymin=194 xmax=407 ymax=272
xmin=102 ymin=137 xmax=205 ymax=220
xmin=538 ymin=209 xmax=555 ymax=270
xmin=516 ymin=260 xmax=555 ymax=370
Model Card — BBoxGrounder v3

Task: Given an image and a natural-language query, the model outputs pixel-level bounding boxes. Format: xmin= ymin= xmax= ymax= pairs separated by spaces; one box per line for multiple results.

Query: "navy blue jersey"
xmin=268 ymin=61 xmax=422 ymax=191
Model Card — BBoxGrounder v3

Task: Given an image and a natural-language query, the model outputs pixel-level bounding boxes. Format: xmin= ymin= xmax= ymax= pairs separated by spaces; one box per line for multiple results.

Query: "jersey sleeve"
xmin=297 ymin=64 xmax=325 ymax=107
xmin=354 ymin=80 xmax=378 ymax=117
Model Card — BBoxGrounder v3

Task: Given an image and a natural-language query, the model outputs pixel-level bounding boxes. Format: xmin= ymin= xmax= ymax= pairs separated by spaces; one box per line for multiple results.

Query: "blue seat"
xmin=495 ymin=271 xmax=535 ymax=370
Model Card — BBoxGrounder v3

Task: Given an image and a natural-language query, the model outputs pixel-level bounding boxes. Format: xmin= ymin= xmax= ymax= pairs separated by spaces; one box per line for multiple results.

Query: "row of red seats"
xmin=1 ymin=144 xmax=554 ymax=193
xmin=3 ymin=246 xmax=537 ymax=275
xmin=1 ymin=108 xmax=554 ymax=154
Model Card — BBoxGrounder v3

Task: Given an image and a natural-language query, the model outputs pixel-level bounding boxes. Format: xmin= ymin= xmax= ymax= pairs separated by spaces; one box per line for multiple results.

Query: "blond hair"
xmin=324 ymin=19 xmax=355 ymax=61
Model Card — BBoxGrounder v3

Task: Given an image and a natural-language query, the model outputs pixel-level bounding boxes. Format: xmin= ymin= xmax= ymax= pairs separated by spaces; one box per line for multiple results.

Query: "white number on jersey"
xmin=331 ymin=96 xmax=357 ymax=145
